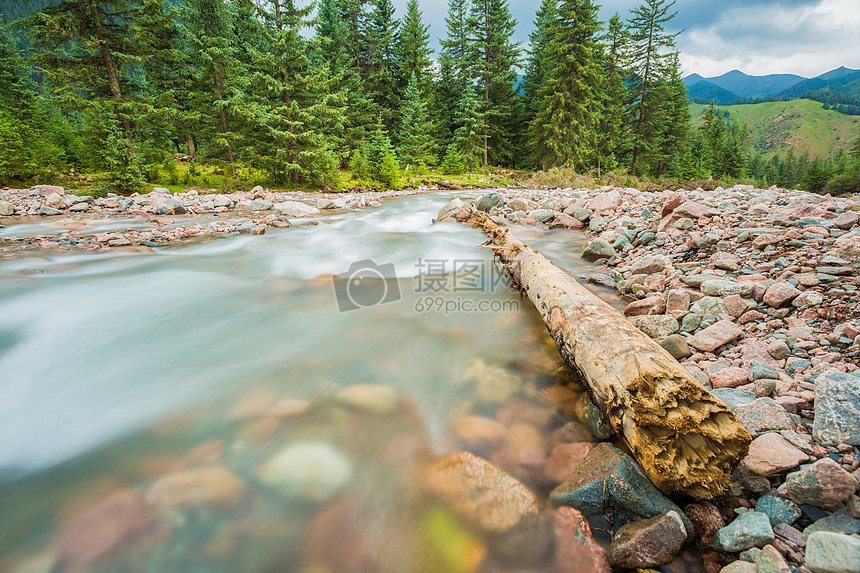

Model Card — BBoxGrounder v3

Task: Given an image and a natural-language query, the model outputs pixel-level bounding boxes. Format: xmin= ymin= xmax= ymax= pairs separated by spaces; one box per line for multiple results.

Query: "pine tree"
xmin=465 ymin=0 xmax=521 ymax=170
xmin=397 ymin=0 xmax=433 ymax=96
xmin=339 ymin=0 xmax=372 ymax=74
xmin=529 ymin=0 xmax=603 ymax=171
xmin=637 ymin=52 xmax=688 ymax=177
xmin=625 ymin=0 xmax=680 ymax=176
xmin=397 ymin=74 xmax=434 ymax=168
xmin=182 ymin=0 xmax=244 ymax=185
xmin=440 ymin=0 xmax=470 ymax=82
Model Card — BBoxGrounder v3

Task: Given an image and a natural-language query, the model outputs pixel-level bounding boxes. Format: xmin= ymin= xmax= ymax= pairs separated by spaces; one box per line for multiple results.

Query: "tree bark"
xmin=469 ymin=212 xmax=751 ymax=499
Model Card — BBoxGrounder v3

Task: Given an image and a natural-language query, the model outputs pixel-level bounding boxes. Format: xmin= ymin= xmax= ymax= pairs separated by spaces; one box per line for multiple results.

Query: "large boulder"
xmin=437 ymin=197 xmax=464 ymax=221
xmin=275 ymin=201 xmax=320 ymax=217
xmin=426 ymin=451 xmax=539 ymax=533
xmin=831 ymin=228 xmax=860 ymax=263
xmin=550 ymin=443 xmax=693 ymax=542
xmin=476 ymin=192 xmax=504 ymax=212
xmin=784 ymin=458 xmax=858 ymax=509
xmin=711 ymin=511 xmax=774 ymax=552
xmin=805 ymin=531 xmax=860 ymax=573
xmin=813 ymin=370 xmax=860 ymax=445
xmin=581 ymin=238 xmax=617 ymax=261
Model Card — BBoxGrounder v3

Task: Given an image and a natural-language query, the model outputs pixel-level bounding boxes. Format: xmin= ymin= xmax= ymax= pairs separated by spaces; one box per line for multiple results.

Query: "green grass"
xmin=690 ymin=99 xmax=860 ymax=159
xmin=44 ymin=161 xmax=515 ymax=197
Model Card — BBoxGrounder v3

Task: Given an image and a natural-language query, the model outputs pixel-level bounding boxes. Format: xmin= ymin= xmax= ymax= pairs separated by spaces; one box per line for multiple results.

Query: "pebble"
xmin=607 ymin=511 xmax=687 ymax=568
xmin=712 ymin=511 xmax=775 ymax=552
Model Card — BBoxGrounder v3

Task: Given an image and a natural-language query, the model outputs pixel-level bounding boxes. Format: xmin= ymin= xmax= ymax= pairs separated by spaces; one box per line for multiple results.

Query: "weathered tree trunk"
xmin=470 ymin=212 xmax=751 ymax=499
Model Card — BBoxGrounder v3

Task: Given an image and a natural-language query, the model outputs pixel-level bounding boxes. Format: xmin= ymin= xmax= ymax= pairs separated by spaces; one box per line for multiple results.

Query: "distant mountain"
xmin=686 ymin=80 xmax=741 ymax=105
xmin=778 ymin=68 xmax=860 ymax=99
xmin=684 ymin=73 xmax=705 ymax=88
xmin=703 ymin=70 xmax=805 ymax=99
xmin=815 ymin=66 xmax=859 ymax=81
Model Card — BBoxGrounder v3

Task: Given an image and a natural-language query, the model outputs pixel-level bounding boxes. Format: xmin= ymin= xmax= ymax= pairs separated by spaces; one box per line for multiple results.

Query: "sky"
xmin=384 ymin=0 xmax=860 ymax=79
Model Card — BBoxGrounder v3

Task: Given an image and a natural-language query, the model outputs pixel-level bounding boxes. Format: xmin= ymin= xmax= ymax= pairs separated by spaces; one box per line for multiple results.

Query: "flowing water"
xmin=0 ymin=192 xmax=627 ymax=573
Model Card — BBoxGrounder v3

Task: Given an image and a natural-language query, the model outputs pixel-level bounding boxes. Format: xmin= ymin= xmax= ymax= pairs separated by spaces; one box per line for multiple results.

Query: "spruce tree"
xmin=454 ymin=85 xmax=482 ymax=172
xmin=529 ymin=0 xmax=603 ymax=171
xmin=440 ymin=0 xmax=470 ymax=82
xmin=397 ymin=74 xmax=434 ymax=168
xmin=23 ymin=0 xmax=169 ymax=181
xmin=465 ymin=0 xmax=521 ymax=170
xmin=625 ymin=0 xmax=681 ymax=176
xmin=434 ymin=51 xmax=463 ymax=147
xmin=398 ymin=0 xmax=433 ymax=96
xmin=366 ymin=0 xmax=401 ymax=132
xmin=521 ymin=0 xmax=557 ymax=125
xmin=181 ymin=0 xmax=244 ymax=185
xmin=595 ymin=12 xmax=629 ymax=174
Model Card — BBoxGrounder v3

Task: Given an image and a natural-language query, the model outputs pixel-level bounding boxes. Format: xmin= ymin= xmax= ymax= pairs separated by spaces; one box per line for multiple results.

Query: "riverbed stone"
xmin=764 ymin=283 xmax=801 ymax=308
xmin=607 ymin=511 xmax=687 ymax=568
xmin=687 ymin=320 xmax=744 ymax=352
xmin=582 ymin=238 xmax=617 ymax=261
xmin=711 ymin=511 xmax=774 ymax=552
xmin=684 ymin=502 xmax=724 ymax=549
xmin=550 ymin=443 xmax=693 ymax=542
xmin=544 ymin=442 xmax=593 ymax=484
xmin=275 ymin=201 xmax=320 ymax=217
xmin=711 ymin=367 xmax=751 ymax=389
xmin=146 ymin=466 xmax=244 ymax=508
xmin=553 ymin=507 xmax=612 ymax=573
xmin=335 ymin=384 xmax=399 ymax=414
xmin=437 ymin=198 xmax=464 ymax=220
xmin=803 ymin=507 xmax=860 ymax=536
xmin=813 ymin=370 xmax=860 ymax=445
xmin=630 ymin=255 xmax=672 ymax=275
xmin=755 ymin=544 xmax=791 ymax=573
xmin=805 ymin=532 xmax=860 ymax=573
xmin=476 ymin=192 xmax=504 ymax=212
xmin=53 ymin=489 xmax=153 ymax=568
xmin=701 ymin=279 xmax=754 ymax=297
xmin=711 ymin=388 xmax=757 ymax=411
xmin=629 ymin=314 xmax=680 ymax=339
xmin=426 ymin=451 xmax=540 ymax=533
xmin=0 ymin=200 xmax=14 ymax=215
xmin=756 ymin=494 xmax=802 ymax=526
xmin=624 ymin=296 xmax=666 ymax=317
xmin=658 ymin=334 xmax=691 ymax=359
xmin=785 ymin=458 xmax=858 ymax=508
xmin=258 ymin=442 xmax=353 ymax=502
xmin=248 ymin=198 xmax=273 ymax=211
xmin=735 ymin=398 xmax=794 ymax=436
xmin=742 ymin=433 xmax=808 ymax=476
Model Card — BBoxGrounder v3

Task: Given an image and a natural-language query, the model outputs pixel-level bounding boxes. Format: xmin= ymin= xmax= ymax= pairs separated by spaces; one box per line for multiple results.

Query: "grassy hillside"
xmin=690 ymin=99 xmax=860 ymax=159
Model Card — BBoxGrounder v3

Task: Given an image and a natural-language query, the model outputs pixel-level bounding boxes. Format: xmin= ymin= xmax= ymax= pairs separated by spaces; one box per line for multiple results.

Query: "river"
xmin=0 ymin=191 xmax=623 ymax=572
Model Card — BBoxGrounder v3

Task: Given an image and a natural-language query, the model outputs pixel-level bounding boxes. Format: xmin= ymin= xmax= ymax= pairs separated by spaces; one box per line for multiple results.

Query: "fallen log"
xmin=471 ymin=211 xmax=751 ymax=499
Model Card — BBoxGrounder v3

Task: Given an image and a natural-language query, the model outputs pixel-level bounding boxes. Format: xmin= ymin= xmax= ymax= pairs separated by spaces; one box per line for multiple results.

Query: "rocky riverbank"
xmin=437 ymin=185 xmax=860 ymax=573
xmin=0 ymin=184 xmax=439 ymax=256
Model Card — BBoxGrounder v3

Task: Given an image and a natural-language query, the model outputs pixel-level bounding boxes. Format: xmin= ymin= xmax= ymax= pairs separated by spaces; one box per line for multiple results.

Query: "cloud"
xmin=676 ymin=0 xmax=860 ymax=77
xmin=359 ymin=0 xmax=860 ymax=78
